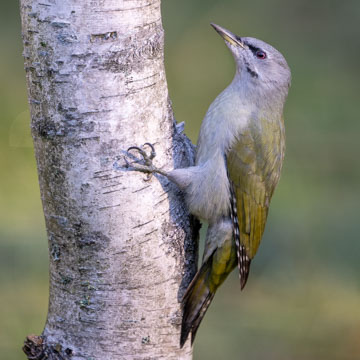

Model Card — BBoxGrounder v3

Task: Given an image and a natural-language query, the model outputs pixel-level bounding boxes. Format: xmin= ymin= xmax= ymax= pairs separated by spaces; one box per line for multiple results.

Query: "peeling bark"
xmin=20 ymin=1 xmax=197 ymax=359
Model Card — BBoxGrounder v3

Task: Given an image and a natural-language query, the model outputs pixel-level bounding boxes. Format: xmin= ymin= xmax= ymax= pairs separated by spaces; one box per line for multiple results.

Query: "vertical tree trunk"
xmin=20 ymin=1 xmax=197 ymax=359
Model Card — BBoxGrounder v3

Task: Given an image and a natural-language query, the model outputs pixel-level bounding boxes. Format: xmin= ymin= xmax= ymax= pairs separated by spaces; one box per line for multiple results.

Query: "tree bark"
xmin=20 ymin=1 xmax=197 ymax=359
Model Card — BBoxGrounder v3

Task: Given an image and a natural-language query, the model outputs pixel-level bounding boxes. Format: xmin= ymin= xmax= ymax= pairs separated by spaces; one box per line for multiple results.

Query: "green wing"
xmin=227 ymin=117 xmax=285 ymax=259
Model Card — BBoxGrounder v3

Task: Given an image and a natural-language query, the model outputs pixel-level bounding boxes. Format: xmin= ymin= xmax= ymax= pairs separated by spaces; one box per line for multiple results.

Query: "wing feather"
xmin=227 ymin=117 xmax=285 ymax=272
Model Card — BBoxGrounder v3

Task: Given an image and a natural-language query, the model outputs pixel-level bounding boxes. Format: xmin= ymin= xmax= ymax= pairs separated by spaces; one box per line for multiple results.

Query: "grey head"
xmin=211 ymin=23 xmax=291 ymax=105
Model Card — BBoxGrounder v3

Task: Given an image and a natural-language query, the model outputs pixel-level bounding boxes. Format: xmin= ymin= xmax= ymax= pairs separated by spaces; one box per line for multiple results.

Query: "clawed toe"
xmin=127 ymin=143 xmax=156 ymax=166
xmin=124 ymin=143 xmax=159 ymax=181
xmin=127 ymin=146 xmax=147 ymax=161
xmin=124 ymin=143 xmax=167 ymax=179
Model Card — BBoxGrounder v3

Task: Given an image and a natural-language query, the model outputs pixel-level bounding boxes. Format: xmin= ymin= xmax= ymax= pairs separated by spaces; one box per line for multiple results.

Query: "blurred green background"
xmin=1 ymin=0 xmax=359 ymax=359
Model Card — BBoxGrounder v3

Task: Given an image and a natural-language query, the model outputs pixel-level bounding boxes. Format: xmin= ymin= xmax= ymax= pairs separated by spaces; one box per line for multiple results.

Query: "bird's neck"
xmin=230 ymin=72 xmax=287 ymax=117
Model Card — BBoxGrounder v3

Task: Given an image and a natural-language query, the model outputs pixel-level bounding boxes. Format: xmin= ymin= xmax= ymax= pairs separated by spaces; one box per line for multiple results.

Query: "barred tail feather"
xmin=229 ymin=181 xmax=251 ymax=290
xmin=180 ymin=254 xmax=215 ymax=348
xmin=190 ymin=292 xmax=214 ymax=344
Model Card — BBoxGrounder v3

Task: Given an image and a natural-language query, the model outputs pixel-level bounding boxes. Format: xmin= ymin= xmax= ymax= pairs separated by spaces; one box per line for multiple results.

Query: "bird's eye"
xmin=256 ymin=50 xmax=267 ymax=59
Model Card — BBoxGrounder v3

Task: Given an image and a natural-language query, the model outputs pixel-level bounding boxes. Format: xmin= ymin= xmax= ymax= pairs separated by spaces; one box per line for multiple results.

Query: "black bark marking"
xmin=96 ymin=29 xmax=163 ymax=73
xmin=95 ymin=2 xmax=157 ymax=13
xmin=90 ymin=31 xmax=118 ymax=43
xmin=132 ymin=219 xmax=154 ymax=229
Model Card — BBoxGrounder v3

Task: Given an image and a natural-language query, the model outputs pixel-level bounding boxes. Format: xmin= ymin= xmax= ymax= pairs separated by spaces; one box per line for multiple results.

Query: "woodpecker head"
xmin=211 ymin=23 xmax=291 ymax=103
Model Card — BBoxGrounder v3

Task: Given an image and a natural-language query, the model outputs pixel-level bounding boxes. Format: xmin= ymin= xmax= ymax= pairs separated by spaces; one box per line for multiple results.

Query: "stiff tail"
xmin=180 ymin=254 xmax=215 ymax=348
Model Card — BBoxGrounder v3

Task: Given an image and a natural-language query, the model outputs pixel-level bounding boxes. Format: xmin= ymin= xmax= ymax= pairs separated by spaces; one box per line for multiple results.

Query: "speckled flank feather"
xmin=229 ymin=181 xmax=251 ymax=289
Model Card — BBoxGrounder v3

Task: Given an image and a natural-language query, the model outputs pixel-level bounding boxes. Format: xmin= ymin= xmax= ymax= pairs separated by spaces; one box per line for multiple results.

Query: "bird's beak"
xmin=211 ymin=23 xmax=245 ymax=49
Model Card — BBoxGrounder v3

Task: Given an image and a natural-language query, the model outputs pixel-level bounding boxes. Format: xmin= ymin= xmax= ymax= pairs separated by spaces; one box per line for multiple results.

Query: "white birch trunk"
xmin=20 ymin=1 xmax=197 ymax=359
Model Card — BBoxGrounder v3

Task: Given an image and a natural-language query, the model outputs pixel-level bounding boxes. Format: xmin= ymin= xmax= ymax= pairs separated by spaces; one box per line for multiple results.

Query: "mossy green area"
xmin=1 ymin=0 xmax=359 ymax=359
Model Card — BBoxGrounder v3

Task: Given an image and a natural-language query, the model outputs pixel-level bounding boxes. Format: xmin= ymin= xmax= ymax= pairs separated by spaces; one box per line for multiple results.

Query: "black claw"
xmin=127 ymin=144 xmax=156 ymax=165
xmin=124 ymin=146 xmax=144 ymax=168
xmin=127 ymin=146 xmax=147 ymax=158
xmin=143 ymin=142 xmax=156 ymax=160
xmin=144 ymin=173 xmax=153 ymax=181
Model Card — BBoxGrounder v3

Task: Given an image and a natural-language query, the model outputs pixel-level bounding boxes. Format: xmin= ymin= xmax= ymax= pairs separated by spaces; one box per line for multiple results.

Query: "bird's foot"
xmin=125 ymin=143 xmax=164 ymax=181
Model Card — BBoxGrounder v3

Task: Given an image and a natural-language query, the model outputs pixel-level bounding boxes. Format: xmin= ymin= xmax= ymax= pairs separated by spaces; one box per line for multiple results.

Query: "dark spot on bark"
xmin=51 ymin=21 xmax=70 ymax=29
xmin=70 ymin=52 xmax=94 ymax=60
xmin=34 ymin=103 xmax=96 ymax=140
xmin=59 ymin=273 xmax=73 ymax=285
xmin=90 ymin=31 xmax=118 ymax=43
xmin=57 ymin=32 xmax=78 ymax=44
xmin=81 ymin=281 xmax=97 ymax=291
xmin=34 ymin=117 xmax=65 ymax=139
xmin=76 ymin=64 xmax=86 ymax=71
xmin=74 ymin=223 xmax=111 ymax=251
xmin=79 ymin=295 xmax=91 ymax=309
xmin=141 ymin=336 xmax=151 ymax=344
xmin=51 ymin=244 xmax=61 ymax=262
xmin=81 ymin=120 xmax=95 ymax=133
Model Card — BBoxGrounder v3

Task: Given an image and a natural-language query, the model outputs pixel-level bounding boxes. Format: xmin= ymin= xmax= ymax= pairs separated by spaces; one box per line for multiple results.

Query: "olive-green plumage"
xmin=227 ymin=115 xmax=285 ymax=258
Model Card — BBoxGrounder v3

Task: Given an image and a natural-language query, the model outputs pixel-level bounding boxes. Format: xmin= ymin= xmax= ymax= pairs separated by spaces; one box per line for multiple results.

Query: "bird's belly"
xmin=185 ymin=157 xmax=230 ymax=223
